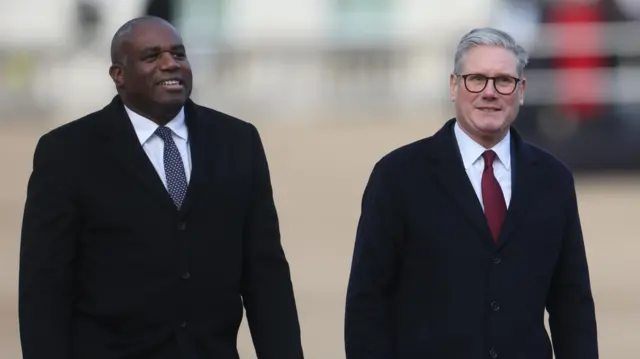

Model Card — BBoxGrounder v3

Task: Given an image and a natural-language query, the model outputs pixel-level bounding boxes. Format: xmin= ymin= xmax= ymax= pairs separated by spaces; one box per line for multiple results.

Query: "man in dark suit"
xmin=19 ymin=16 xmax=304 ymax=359
xmin=345 ymin=27 xmax=598 ymax=359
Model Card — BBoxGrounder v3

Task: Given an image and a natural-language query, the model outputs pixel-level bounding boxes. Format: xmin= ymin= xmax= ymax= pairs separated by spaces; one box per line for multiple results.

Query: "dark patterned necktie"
xmin=154 ymin=126 xmax=188 ymax=209
xmin=481 ymin=150 xmax=507 ymax=242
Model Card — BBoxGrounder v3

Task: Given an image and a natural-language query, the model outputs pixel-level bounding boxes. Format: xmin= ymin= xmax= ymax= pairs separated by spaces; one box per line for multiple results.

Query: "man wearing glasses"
xmin=345 ymin=27 xmax=598 ymax=359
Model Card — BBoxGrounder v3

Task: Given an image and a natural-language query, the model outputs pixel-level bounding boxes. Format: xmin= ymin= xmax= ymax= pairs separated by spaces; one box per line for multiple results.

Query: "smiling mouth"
xmin=477 ymin=108 xmax=501 ymax=112
xmin=158 ymin=80 xmax=184 ymax=89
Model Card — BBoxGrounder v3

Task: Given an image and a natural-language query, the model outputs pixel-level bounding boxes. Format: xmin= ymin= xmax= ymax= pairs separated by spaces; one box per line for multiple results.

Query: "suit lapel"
xmin=431 ymin=119 xmax=495 ymax=244
xmin=496 ymin=129 xmax=540 ymax=248
xmin=430 ymin=120 xmax=541 ymax=247
xmin=96 ymin=96 xmax=177 ymax=211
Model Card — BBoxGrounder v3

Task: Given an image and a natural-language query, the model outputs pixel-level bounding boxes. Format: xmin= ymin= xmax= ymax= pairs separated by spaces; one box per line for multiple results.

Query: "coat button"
xmin=181 ymin=271 xmax=190 ymax=280
xmin=489 ymin=348 xmax=498 ymax=358
xmin=491 ymin=301 xmax=500 ymax=311
xmin=492 ymin=255 xmax=501 ymax=264
xmin=180 ymin=320 xmax=187 ymax=328
xmin=177 ymin=222 xmax=186 ymax=231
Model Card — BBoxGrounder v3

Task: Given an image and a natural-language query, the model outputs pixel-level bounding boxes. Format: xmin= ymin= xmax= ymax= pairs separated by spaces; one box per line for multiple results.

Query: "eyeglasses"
xmin=458 ymin=74 xmax=521 ymax=95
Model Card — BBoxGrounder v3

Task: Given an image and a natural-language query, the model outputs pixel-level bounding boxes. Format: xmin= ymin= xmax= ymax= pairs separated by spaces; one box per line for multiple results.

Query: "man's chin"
xmin=154 ymin=95 xmax=187 ymax=109
xmin=472 ymin=120 xmax=511 ymax=141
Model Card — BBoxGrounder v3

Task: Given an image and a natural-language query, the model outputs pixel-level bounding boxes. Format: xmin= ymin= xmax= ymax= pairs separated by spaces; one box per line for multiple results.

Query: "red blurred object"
xmin=548 ymin=1 xmax=607 ymax=120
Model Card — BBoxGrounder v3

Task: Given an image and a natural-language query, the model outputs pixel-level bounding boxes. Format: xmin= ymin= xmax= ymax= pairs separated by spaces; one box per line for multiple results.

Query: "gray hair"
xmin=453 ymin=27 xmax=529 ymax=77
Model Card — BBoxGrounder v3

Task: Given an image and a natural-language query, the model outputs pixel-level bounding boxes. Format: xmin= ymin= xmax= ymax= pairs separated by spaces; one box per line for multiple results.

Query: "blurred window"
xmin=145 ymin=0 xmax=173 ymax=22
xmin=173 ymin=0 xmax=228 ymax=47
xmin=76 ymin=0 xmax=102 ymax=47
xmin=333 ymin=0 xmax=394 ymax=40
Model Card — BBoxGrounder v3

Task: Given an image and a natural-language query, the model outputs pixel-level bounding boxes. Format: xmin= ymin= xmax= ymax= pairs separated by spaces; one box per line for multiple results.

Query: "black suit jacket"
xmin=19 ymin=96 xmax=304 ymax=359
xmin=345 ymin=119 xmax=598 ymax=359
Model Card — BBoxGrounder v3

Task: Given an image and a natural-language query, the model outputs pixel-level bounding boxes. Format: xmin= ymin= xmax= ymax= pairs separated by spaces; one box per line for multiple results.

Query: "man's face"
xmin=111 ymin=20 xmax=193 ymax=111
xmin=449 ymin=45 xmax=526 ymax=145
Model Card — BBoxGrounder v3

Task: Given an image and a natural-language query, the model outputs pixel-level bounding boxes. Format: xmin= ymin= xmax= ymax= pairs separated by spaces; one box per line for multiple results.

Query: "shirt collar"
xmin=453 ymin=120 xmax=511 ymax=170
xmin=124 ymin=105 xmax=188 ymax=145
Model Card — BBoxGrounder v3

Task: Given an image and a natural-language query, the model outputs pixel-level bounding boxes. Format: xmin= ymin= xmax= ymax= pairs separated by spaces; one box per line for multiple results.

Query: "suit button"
xmin=492 ymin=255 xmax=501 ymax=264
xmin=181 ymin=271 xmax=190 ymax=280
xmin=489 ymin=348 xmax=498 ymax=358
xmin=177 ymin=222 xmax=186 ymax=231
xmin=491 ymin=301 xmax=500 ymax=311
xmin=180 ymin=320 xmax=187 ymax=328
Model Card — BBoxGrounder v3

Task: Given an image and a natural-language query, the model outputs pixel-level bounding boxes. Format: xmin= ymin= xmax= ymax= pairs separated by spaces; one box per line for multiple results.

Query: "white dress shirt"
xmin=453 ymin=121 xmax=512 ymax=210
xmin=125 ymin=106 xmax=192 ymax=188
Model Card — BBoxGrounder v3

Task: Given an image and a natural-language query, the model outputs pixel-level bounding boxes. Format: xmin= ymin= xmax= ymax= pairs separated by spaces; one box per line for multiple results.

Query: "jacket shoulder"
xmin=41 ymin=106 xmax=107 ymax=142
xmin=374 ymin=136 xmax=435 ymax=174
xmin=192 ymin=103 xmax=257 ymax=134
xmin=525 ymin=141 xmax=575 ymax=183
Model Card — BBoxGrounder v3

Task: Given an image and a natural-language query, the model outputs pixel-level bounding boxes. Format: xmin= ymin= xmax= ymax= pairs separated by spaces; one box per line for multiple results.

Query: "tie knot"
xmin=482 ymin=150 xmax=497 ymax=169
xmin=155 ymin=126 xmax=173 ymax=142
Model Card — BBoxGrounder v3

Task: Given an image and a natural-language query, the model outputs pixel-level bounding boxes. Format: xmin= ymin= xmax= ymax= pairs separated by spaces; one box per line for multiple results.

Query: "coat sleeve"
xmin=546 ymin=174 xmax=599 ymax=359
xmin=240 ymin=124 xmax=304 ymax=359
xmin=345 ymin=159 xmax=403 ymax=359
xmin=19 ymin=133 xmax=78 ymax=359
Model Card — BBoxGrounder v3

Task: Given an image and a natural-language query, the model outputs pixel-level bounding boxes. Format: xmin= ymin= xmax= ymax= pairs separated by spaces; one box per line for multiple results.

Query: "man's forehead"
xmin=124 ymin=20 xmax=182 ymax=47
xmin=462 ymin=46 xmax=518 ymax=76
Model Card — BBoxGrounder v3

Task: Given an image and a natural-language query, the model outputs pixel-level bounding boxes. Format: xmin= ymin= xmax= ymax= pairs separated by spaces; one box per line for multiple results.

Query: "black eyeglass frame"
xmin=457 ymin=73 xmax=522 ymax=95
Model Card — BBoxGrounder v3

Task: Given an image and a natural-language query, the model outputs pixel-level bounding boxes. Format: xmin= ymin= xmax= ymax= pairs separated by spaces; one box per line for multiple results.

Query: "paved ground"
xmin=1 ymin=120 xmax=638 ymax=358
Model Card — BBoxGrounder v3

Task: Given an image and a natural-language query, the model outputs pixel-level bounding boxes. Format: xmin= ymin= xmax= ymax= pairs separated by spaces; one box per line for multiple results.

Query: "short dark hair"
xmin=110 ymin=16 xmax=172 ymax=65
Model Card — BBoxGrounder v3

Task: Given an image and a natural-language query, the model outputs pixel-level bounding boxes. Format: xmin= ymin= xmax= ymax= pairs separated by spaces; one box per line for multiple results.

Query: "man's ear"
xmin=449 ymin=73 xmax=458 ymax=102
xmin=109 ymin=64 xmax=124 ymax=88
xmin=518 ymin=77 xmax=526 ymax=105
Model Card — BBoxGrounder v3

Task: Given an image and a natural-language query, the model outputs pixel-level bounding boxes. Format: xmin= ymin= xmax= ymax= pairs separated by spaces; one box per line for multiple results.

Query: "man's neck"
xmin=122 ymin=99 xmax=181 ymax=126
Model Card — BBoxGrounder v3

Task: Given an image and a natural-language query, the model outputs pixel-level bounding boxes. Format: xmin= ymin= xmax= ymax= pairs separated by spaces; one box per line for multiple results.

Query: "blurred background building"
xmin=2 ymin=0 xmax=640 ymax=171
xmin=1 ymin=0 xmax=639 ymax=358
xmin=0 ymin=0 xmax=489 ymax=123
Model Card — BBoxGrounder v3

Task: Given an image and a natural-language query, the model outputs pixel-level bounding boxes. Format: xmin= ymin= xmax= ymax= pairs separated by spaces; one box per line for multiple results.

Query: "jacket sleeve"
xmin=345 ymin=159 xmax=403 ymax=359
xmin=19 ymin=133 xmax=78 ymax=359
xmin=241 ymin=124 xmax=304 ymax=359
xmin=546 ymin=175 xmax=599 ymax=359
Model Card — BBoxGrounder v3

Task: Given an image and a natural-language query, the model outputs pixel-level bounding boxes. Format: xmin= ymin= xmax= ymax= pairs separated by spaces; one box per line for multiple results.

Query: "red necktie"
xmin=481 ymin=150 xmax=507 ymax=242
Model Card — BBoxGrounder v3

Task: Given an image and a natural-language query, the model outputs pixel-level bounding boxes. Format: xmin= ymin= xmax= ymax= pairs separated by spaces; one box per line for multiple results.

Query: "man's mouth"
xmin=477 ymin=107 xmax=501 ymax=112
xmin=157 ymin=79 xmax=184 ymax=90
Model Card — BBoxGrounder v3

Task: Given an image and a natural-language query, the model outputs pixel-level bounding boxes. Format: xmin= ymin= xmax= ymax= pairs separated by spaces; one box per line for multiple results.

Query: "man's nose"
xmin=159 ymin=53 xmax=180 ymax=70
xmin=482 ymin=79 xmax=498 ymax=97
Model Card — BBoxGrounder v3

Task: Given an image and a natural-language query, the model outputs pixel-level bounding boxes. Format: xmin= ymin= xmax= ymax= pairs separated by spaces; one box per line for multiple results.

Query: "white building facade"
xmin=0 ymin=0 xmax=497 ymax=123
